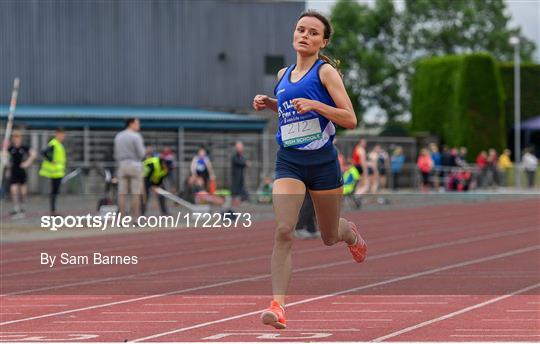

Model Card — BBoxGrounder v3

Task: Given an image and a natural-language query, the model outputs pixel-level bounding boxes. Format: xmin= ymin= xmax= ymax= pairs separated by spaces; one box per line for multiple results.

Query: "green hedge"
xmin=499 ymin=63 xmax=540 ymax=128
xmin=411 ymin=53 xmax=506 ymax=160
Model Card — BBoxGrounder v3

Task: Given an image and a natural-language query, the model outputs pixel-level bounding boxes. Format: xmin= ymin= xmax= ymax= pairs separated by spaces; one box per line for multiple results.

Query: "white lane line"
xmin=0 ymin=331 xmax=131 ymax=333
xmin=287 ymin=319 xmax=393 ymax=322
xmin=181 ymin=296 xmax=267 ymax=299
xmin=340 ymin=295 xmax=471 ymax=298
xmin=5 ymin=296 xmax=112 ymax=300
xmin=131 ymin=245 xmax=539 ymax=342
xmin=455 ymin=329 xmax=540 ymax=331
xmin=143 ymin=303 xmax=256 ymax=306
xmin=102 ymin=311 xmax=219 ymax=314
xmin=301 ymin=310 xmax=422 ymax=313
xmin=4 ymin=225 xmax=535 ymax=297
xmin=451 ymin=334 xmax=540 ymax=338
xmin=1 ymin=232 xmax=536 ymax=328
xmin=1 ymin=305 xmax=67 ymax=307
xmin=53 ymin=320 xmax=177 ymax=323
xmin=332 ymin=302 xmax=447 ymax=305
xmin=371 ymin=282 xmax=540 ymax=342
xmin=223 ymin=329 xmax=361 ymax=332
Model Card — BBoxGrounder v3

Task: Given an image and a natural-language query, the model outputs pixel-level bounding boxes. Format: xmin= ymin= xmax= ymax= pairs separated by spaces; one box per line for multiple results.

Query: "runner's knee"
xmin=275 ymin=223 xmax=294 ymax=242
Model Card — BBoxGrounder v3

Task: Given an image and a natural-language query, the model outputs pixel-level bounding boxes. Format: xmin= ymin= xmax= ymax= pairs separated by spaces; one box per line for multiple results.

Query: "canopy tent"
xmin=520 ymin=116 xmax=540 ymax=131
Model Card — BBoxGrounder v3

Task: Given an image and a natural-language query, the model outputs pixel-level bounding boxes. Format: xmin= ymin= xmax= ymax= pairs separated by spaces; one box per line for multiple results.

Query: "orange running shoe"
xmin=348 ymin=222 xmax=367 ymax=263
xmin=261 ymin=300 xmax=286 ymax=329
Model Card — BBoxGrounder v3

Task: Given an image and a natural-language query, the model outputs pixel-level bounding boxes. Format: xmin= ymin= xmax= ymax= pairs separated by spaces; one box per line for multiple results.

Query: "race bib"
xmin=280 ymin=118 xmax=322 ymax=147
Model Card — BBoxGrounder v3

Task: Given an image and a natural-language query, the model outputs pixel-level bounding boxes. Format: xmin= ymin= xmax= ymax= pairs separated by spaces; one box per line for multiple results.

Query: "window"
xmin=265 ymin=55 xmax=285 ymax=75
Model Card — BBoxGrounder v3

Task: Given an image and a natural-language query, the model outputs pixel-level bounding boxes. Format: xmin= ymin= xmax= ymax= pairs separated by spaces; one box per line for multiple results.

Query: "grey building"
xmin=0 ymin=0 xmax=305 ymax=111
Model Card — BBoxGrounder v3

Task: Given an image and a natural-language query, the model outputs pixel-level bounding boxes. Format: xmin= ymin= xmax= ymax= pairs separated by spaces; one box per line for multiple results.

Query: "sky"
xmin=306 ymin=0 xmax=540 ymax=62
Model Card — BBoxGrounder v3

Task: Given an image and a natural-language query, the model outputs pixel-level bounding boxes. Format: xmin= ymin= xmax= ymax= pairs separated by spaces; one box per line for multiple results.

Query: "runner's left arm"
xmin=291 ymin=64 xmax=356 ymax=129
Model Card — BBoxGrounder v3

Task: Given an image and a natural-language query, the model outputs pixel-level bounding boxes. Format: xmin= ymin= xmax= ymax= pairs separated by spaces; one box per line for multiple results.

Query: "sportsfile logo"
xmin=40 ymin=212 xmax=252 ymax=231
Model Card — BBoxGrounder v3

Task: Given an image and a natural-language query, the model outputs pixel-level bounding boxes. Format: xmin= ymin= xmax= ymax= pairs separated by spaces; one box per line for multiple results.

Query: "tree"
xmin=327 ymin=0 xmax=537 ymax=125
xmin=326 ymin=0 xmax=405 ymax=123
xmin=401 ymin=0 xmax=536 ymax=62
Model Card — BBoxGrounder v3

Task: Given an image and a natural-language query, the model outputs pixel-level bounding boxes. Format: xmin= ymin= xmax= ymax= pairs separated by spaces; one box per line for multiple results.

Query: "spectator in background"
xmin=343 ymin=162 xmax=361 ymax=197
xmin=334 ymin=138 xmax=345 ymax=172
xmin=295 ymin=192 xmax=319 ymax=239
xmin=39 ymin=128 xmax=66 ymax=215
xmin=429 ymin=143 xmax=442 ymax=190
xmin=186 ymin=175 xmax=224 ymax=206
xmin=522 ymin=147 xmax=538 ymax=188
xmin=352 ymin=138 xmax=368 ymax=194
xmin=498 ymin=149 xmax=513 ymax=186
xmin=486 ymin=148 xmax=499 ymax=187
xmin=141 ymin=155 xmax=172 ymax=215
xmin=440 ymin=145 xmax=453 ymax=189
xmin=390 ymin=146 xmax=405 ymax=191
xmin=257 ymin=176 xmax=273 ymax=204
xmin=145 ymin=144 xmax=156 ymax=159
xmin=7 ymin=130 xmax=36 ymax=218
xmin=376 ymin=145 xmax=389 ymax=190
xmin=114 ymin=118 xmax=145 ymax=219
xmin=417 ymin=148 xmax=433 ymax=192
xmin=231 ymin=141 xmax=250 ymax=207
xmin=450 ymin=147 xmax=460 ymax=167
xmin=458 ymin=147 xmax=468 ymax=165
xmin=367 ymin=146 xmax=380 ymax=193
xmin=161 ymin=147 xmax=176 ymax=194
xmin=190 ymin=147 xmax=215 ymax=190
xmin=476 ymin=150 xmax=488 ymax=188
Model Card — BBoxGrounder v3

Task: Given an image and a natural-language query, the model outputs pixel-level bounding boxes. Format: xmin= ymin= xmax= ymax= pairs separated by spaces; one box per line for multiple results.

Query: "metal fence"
xmin=1 ymin=128 xmax=421 ymax=195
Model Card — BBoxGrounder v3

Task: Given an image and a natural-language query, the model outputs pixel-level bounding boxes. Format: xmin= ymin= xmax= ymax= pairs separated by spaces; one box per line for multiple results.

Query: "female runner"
xmin=252 ymin=10 xmax=367 ymax=329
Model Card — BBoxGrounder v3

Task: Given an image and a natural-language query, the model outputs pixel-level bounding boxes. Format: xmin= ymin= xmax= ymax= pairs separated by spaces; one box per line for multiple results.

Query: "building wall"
xmin=0 ymin=0 xmax=304 ymax=110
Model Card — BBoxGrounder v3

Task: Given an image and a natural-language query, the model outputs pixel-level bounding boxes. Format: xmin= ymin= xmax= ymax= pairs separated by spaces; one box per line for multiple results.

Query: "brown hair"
xmin=297 ymin=10 xmax=341 ymax=75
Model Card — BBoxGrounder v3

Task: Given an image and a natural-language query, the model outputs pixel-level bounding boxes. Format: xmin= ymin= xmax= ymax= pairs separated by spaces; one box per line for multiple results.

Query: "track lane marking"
xmin=102 ymin=311 xmax=219 ymax=314
xmin=53 ymin=320 xmax=177 ymax=323
xmin=143 ymin=303 xmax=256 ymax=306
xmin=301 ymin=310 xmax=423 ymax=313
xmin=371 ymin=282 xmax=540 ymax=342
xmin=131 ymin=245 xmax=539 ymax=342
xmin=287 ymin=319 xmax=392 ymax=322
xmin=455 ymin=328 xmax=540 ymax=331
xmin=450 ymin=334 xmax=540 ymax=338
xmin=1 ymin=232 xmax=536 ymax=328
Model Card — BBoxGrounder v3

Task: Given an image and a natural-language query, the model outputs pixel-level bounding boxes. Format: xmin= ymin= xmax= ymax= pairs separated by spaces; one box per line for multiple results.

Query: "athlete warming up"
xmin=252 ymin=10 xmax=367 ymax=329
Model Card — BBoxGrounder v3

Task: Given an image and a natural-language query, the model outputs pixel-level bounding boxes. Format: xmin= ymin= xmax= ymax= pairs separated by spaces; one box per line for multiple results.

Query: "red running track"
xmin=0 ymin=198 xmax=539 ymax=341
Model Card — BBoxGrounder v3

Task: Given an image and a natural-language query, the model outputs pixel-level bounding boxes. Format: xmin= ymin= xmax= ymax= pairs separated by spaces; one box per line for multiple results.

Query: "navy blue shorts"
xmin=275 ymin=144 xmax=343 ymax=191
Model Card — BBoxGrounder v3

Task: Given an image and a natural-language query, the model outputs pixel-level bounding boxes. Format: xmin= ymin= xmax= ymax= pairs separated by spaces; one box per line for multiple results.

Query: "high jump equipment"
xmin=0 ymin=78 xmax=21 ymax=188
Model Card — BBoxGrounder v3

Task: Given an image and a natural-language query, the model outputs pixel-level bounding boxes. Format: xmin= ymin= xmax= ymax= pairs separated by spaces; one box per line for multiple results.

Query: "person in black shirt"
xmin=231 ymin=141 xmax=251 ymax=207
xmin=7 ymin=130 xmax=36 ymax=217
